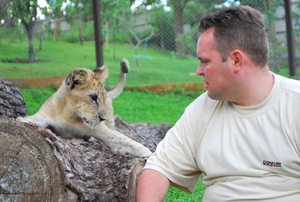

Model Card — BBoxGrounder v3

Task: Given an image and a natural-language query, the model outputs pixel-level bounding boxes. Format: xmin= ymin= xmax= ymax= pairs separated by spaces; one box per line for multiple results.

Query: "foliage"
xmin=11 ymin=0 xmax=38 ymax=23
xmin=101 ymin=0 xmax=131 ymax=22
xmin=177 ymin=24 xmax=198 ymax=56
xmin=43 ymin=0 xmax=69 ymax=41
xmin=293 ymin=3 xmax=300 ymax=38
xmin=6 ymin=0 xmax=40 ymax=62
xmin=0 ymin=1 xmax=14 ymax=27
xmin=0 ymin=26 xmax=26 ymax=42
xmin=149 ymin=7 xmax=176 ymax=51
xmin=129 ymin=0 xmax=161 ymax=7
xmin=61 ymin=21 xmax=95 ymax=43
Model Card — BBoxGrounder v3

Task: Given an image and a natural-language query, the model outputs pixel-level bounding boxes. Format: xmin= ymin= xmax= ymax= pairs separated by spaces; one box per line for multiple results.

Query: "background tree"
xmin=131 ymin=0 xmax=211 ymax=57
xmin=62 ymin=0 xmax=88 ymax=45
xmin=168 ymin=0 xmax=189 ymax=56
xmin=0 ymin=0 xmax=15 ymax=28
xmin=150 ymin=7 xmax=175 ymax=52
xmin=11 ymin=0 xmax=39 ymax=62
xmin=101 ymin=0 xmax=133 ymax=58
xmin=43 ymin=0 xmax=65 ymax=41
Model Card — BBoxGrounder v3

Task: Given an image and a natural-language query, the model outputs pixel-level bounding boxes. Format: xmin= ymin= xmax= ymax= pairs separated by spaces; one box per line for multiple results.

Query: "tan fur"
xmin=17 ymin=59 xmax=152 ymax=158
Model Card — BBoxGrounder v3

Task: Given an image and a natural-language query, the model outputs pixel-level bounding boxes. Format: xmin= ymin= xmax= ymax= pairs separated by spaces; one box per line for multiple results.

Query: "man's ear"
xmin=66 ymin=68 xmax=90 ymax=90
xmin=230 ymin=49 xmax=243 ymax=73
xmin=94 ymin=65 xmax=109 ymax=81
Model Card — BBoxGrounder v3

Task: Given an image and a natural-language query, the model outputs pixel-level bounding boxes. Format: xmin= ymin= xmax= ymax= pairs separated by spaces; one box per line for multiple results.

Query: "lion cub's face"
xmin=65 ymin=66 xmax=109 ymax=129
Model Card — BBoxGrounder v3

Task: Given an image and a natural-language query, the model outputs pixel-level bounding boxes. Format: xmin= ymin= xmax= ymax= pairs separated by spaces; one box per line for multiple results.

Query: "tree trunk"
xmin=78 ymin=6 xmax=84 ymax=46
xmin=53 ymin=19 xmax=60 ymax=42
xmin=159 ymin=11 xmax=165 ymax=51
xmin=39 ymin=38 xmax=43 ymax=50
xmin=24 ymin=21 xmax=35 ymax=63
xmin=0 ymin=116 xmax=171 ymax=201
xmin=174 ymin=5 xmax=185 ymax=56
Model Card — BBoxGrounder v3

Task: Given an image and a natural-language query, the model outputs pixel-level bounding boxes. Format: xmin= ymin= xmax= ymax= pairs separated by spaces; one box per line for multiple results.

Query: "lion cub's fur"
xmin=17 ymin=59 xmax=152 ymax=158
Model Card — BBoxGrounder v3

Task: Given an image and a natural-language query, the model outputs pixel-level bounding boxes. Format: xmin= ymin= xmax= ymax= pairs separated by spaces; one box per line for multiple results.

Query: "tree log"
xmin=0 ymin=77 xmax=27 ymax=118
xmin=0 ymin=116 xmax=65 ymax=202
xmin=0 ymin=116 xmax=171 ymax=201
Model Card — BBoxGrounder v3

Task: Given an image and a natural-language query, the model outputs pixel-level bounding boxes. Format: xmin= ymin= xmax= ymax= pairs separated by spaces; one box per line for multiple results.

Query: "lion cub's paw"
xmin=88 ymin=137 xmax=98 ymax=142
xmin=16 ymin=116 xmax=32 ymax=125
xmin=139 ymin=148 xmax=153 ymax=158
xmin=16 ymin=116 xmax=39 ymax=128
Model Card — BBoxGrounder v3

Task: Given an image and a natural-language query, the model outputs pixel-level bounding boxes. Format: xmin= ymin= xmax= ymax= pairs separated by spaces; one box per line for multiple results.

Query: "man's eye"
xmin=201 ymin=60 xmax=208 ymax=65
xmin=90 ymin=94 xmax=98 ymax=103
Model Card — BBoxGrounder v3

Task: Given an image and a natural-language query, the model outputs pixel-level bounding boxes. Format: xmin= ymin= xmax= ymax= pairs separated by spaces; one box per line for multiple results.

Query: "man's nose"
xmin=196 ymin=63 xmax=204 ymax=76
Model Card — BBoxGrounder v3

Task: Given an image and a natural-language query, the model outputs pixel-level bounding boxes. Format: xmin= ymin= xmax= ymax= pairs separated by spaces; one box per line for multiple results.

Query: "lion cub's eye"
xmin=89 ymin=94 xmax=98 ymax=103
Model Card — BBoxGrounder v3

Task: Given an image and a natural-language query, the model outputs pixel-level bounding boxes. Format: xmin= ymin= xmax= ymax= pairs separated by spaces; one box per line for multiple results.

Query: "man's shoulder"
xmin=191 ymin=92 xmax=219 ymax=107
xmin=186 ymin=92 xmax=223 ymax=116
xmin=275 ymin=74 xmax=300 ymax=94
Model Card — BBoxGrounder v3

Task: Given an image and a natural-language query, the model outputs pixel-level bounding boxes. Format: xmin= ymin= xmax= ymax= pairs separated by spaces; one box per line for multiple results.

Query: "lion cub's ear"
xmin=94 ymin=65 xmax=109 ymax=81
xmin=66 ymin=68 xmax=91 ymax=90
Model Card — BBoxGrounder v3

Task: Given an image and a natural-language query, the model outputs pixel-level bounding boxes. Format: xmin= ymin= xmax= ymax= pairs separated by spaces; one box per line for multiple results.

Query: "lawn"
xmin=0 ymin=39 xmax=202 ymax=87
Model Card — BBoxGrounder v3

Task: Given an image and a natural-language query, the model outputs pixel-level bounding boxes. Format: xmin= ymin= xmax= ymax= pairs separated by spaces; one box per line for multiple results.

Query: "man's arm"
xmin=136 ymin=169 xmax=170 ymax=202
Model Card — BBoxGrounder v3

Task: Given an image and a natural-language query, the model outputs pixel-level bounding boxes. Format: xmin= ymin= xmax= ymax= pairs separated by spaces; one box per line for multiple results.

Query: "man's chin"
xmin=207 ymin=91 xmax=219 ymax=100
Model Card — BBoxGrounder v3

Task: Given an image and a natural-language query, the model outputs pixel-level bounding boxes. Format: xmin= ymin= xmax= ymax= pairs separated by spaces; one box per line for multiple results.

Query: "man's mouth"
xmin=203 ymin=80 xmax=208 ymax=88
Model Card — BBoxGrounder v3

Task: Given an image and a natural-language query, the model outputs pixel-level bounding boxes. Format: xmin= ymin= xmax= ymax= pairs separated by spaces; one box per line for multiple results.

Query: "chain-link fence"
xmin=0 ymin=0 xmax=299 ymax=86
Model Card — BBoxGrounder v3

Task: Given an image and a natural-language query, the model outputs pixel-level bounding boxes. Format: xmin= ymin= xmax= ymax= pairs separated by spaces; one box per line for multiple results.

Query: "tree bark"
xmin=25 ymin=21 xmax=36 ymax=63
xmin=0 ymin=77 xmax=27 ymax=118
xmin=0 ymin=116 xmax=171 ymax=202
xmin=174 ymin=5 xmax=185 ymax=56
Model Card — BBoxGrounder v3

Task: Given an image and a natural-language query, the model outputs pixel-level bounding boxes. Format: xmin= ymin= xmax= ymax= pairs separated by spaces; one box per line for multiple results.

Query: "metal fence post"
xmin=284 ymin=0 xmax=296 ymax=77
xmin=93 ymin=0 xmax=104 ymax=67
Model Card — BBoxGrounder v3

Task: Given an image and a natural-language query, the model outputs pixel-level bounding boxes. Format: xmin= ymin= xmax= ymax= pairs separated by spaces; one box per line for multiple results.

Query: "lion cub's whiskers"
xmin=83 ymin=117 xmax=99 ymax=128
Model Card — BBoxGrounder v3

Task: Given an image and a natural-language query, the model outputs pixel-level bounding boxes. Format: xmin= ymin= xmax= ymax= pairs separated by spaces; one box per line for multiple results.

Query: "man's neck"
xmin=232 ymin=69 xmax=274 ymax=106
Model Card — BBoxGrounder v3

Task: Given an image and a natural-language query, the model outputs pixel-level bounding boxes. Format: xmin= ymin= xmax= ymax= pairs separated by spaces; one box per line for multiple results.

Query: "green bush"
xmin=0 ymin=26 xmax=26 ymax=42
xmin=61 ymin=21 xmax=95 ymax=43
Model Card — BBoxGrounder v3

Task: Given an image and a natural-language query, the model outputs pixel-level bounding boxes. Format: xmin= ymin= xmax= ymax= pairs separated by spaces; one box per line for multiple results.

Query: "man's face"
xmin=196 ymin=28 xmax=236 ymax=101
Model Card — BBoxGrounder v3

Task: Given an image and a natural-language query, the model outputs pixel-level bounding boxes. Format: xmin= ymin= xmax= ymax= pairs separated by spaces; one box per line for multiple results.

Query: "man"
xmin=136 ymin=5 xmax=300 ymax=202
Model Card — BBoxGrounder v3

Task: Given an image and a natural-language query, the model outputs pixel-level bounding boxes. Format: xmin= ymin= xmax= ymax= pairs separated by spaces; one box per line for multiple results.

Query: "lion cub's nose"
xmin=99 ymin=116 xmax=106 ymax=122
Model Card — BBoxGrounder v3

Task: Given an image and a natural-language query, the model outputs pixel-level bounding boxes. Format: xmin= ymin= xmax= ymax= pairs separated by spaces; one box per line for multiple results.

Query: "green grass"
xmin=113 ymin=90 xmax=202 ymax=124
xmin=19 ymin=87 xmax=57 ymax=115
xmin=0 ymin=40 xmax=202 ymax=86
xmin=165 ymin=176 xmax=205 ymax=202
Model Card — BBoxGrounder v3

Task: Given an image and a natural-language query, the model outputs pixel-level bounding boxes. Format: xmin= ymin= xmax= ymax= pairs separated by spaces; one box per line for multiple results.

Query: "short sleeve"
xmin=144 ymin=97 xmax=204 ymax=192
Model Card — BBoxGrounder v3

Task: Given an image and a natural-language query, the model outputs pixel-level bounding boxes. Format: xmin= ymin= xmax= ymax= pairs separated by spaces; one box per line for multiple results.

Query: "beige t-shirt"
xmin=144 ymin=74 xmax=300 ymax=201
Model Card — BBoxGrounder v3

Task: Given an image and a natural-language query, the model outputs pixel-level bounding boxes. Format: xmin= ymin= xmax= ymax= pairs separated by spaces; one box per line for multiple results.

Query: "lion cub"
xmin=17 ymin=59 xmax=152 ymax=158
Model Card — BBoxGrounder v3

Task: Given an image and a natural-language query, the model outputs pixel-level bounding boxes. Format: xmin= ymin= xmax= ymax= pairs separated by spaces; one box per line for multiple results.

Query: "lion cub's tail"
xmin=108 ymin=58 xmax=129 ymax=99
